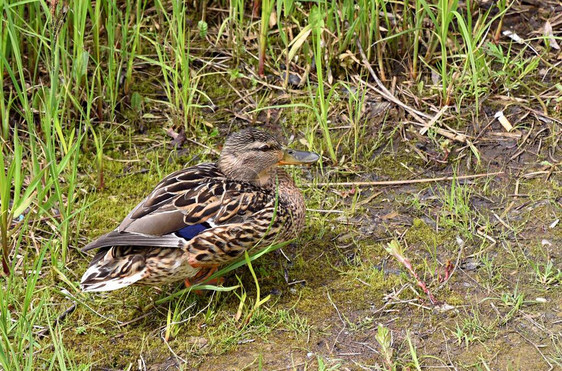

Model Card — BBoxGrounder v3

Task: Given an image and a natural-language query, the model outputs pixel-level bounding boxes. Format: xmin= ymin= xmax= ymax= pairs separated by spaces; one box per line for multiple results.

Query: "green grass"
xmin=1 ymin=0 xmax=562 ymax=369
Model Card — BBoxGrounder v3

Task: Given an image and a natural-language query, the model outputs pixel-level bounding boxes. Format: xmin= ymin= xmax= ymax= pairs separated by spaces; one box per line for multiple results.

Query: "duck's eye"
xmin=256 ymin=144 xmax=271 ymax=151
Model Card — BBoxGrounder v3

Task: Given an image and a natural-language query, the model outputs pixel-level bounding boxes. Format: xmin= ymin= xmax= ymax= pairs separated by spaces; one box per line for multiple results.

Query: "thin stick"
xmin=355 ymin=39 xmax=431 ymax=122
xmin=419 ymin=105 xmax=449 ymax=135
xmin=309 ymin=171 xmax=503 ymax=187
xmin=37 ymin=303 xmax=77 ymax=339
xmin=409 ymin=119 xmax=467 ymax=143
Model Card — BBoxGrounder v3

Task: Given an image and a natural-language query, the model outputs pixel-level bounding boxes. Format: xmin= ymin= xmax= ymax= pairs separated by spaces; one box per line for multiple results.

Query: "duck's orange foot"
xmin=204 ymin=276 xmax=225 ymax=286
xmin=184 ymin=275 xmax=225 ymax=288
xmin=184 ymin=266 xmax=221 ymax=294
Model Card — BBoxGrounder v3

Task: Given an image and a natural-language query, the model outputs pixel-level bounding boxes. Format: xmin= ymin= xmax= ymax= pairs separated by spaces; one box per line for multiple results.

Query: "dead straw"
xmin=309 ymin=171 xmax=504 ymax=187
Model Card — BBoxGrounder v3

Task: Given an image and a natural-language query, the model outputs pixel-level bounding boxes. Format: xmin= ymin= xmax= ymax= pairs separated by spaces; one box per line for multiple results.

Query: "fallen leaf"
xmin=381 ymin=211 xmax=399 ymax=220
xmin=494 ymin=110 xmax=513 ymax=132
xmin=503 ymin=30 xmax=523 ymax=44
xmin=269 ymin=10 xmax=277 ymax=28
xmin=544 ymin=20 xmax=560 ymax=50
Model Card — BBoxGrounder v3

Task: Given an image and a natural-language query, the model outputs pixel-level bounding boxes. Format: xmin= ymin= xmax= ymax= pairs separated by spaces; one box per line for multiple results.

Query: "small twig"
xmin=118 ymin=311 xmax=154 ymax=328
xmin=493 ymin=212 xmax=514 ymax=231
xmin=420 ymin=105 xmax=449 ymax=135
xmin=287 ymin=279 xmax=306 ymax=286
xmin=476 ymin=229 xmax=497 ymax=246
xmin=410 ymin=120 xmax=467 ymax=143
xmin=309 ymin=171 xmax=504 ymax=187
xmin=514 ymin=328 xmax=554 ymax=371
xmin=161 ymin=331 xmax=187 ymax=364
xmin=185 ymin=137 xmax=220 ymax=155
xmin=61 ymin=289 xmax=123 ymax=325
xmin=306 ymin=208 xmax=345 ymax=214
xmin=355 ymin=39 xmax=431 ymax=122
xmin=278 ymin=248 xmax=292 ymax=263
xmin=438 ymin=236 xmax=464 ymax=290
xmin=326 ymin=290 xmax=346 ymax=327
xmin=442 ymin=329 xmax=460 ymax=371
xmin=166 ymin=127 xmax=186 ymax=147
xmin=522 ymin=170 xmax=561 ymax=178
xmin=166 ymin=128 xmax=220 ymax=155
xmin=37 ymin=303 xmax=77 ymax=339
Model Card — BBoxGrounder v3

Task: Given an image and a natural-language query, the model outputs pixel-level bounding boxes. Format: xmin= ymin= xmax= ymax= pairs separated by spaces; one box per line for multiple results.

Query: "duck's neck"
xmin=257 ymin=168 xmax=297 ymax=190
xmin=218 ymin=159 xmax=289 ymax=189
xmin=245 ymin=167 xmax=306 ymax=234
xmin=272 ymin=169 xmax=307 ymax=235
xmin=217 ymin=157 xmax=270 ymax=186
xmin=255 ymin=168 xmax=277 ymax=188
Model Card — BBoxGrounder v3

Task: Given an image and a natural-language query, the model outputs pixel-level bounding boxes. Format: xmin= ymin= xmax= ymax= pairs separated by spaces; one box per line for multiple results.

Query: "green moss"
xmin=405 ymin=217 xmax=448 ymax=249
xmin=372 ymin=152 xmax=425 ymax=179
xmin=443 ymin=291 xmax=466 ymax=306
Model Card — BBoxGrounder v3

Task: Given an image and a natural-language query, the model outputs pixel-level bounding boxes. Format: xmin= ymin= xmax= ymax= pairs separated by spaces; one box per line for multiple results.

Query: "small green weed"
xmin=531 ymin=259 xmax=562 ymax=288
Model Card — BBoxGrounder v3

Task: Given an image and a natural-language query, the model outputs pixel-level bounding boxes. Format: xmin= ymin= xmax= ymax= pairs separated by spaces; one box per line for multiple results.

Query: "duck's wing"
xmin=82 ymin=163 xmax=271 ymax=252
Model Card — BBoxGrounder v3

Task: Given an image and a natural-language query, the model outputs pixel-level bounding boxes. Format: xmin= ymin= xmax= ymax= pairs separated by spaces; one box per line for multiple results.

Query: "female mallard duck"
xmin=80 ymin=128 xmax=319 ymax=292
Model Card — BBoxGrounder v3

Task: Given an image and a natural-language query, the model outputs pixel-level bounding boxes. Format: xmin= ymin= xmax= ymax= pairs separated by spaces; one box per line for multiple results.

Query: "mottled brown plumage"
xmin=80 ymin=128 xmax=319 ymax=292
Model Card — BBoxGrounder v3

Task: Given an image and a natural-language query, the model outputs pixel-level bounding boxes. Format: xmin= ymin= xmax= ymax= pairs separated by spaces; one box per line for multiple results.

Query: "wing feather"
xmin=82 ymin=231 xmax=183 ymax=251
xmin=82 ymin=163 xmax=272 ymax=253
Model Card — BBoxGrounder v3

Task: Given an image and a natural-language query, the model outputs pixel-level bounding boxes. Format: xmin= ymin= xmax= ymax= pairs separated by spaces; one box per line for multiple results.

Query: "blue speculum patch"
xmin=175 ymin=222 xmax=211 ymax=240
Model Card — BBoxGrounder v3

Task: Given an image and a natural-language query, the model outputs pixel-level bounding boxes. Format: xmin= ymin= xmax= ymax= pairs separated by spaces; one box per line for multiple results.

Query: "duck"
xmin=80 ymin=128 xmax=319 ymax=292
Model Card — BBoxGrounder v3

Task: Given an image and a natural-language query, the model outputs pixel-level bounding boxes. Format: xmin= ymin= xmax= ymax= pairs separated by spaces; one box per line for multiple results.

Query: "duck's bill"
xmin=278 ymin=149 xmax=320 ymax=165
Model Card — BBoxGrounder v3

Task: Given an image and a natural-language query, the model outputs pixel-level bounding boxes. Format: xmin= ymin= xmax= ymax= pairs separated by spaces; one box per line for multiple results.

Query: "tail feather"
xmin=80 ymin=247 xmax=147 ymax=292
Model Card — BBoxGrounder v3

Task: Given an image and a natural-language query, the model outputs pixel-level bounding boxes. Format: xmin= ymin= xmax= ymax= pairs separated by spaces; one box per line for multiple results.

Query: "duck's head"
xmin=218 ymin=128 xmax=319 ymax=186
